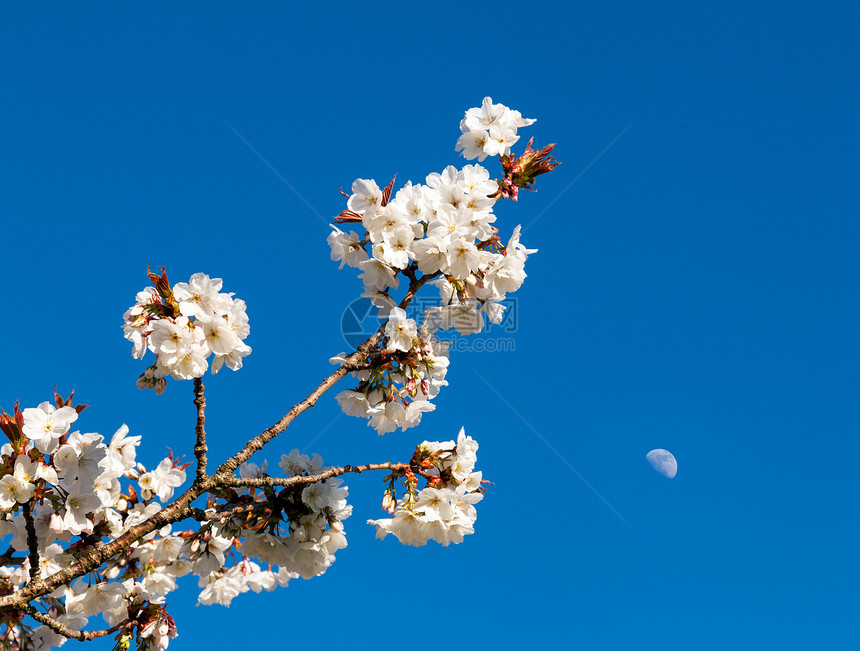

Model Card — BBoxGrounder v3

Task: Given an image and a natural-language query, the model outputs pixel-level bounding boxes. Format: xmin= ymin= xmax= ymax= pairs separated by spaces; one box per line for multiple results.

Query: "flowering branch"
xmin=1 ymin=486 xmax=204 ymax=608
xmin=0 ymin=388 xmax=403 ymax=610
xmin=0 ymin=97 xmax=556 ymax=649
xmin=0 ymin=326 xmax=430 ymax=609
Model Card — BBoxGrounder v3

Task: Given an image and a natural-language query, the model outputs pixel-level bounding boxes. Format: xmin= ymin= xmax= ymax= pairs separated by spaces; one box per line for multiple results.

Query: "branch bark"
xmin=223 ymin=462 xmax=409 ymax=488
xmin=192 ymin=378 xmax=208 ymax=484
xmin=22 ymin=501 xmax=40 ymax=583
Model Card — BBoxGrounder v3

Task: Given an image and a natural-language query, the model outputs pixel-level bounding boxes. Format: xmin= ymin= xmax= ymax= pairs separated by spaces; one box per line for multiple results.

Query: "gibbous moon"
xmin=646 ymin=449 xmax=677 ymax=478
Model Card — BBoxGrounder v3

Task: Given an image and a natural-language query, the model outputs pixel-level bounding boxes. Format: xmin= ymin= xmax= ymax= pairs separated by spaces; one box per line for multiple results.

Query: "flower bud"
xmin=381 ymin=492 xmax=395 ymax=513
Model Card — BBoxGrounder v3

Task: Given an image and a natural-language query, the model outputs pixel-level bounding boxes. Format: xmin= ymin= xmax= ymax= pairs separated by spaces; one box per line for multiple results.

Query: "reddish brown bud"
xmin=380 ymin=175 xmax=397 ymax=207
xmin=0 ymin=402 xmax=24 ymax=445
xmin=126 ymin=484 xmax=139 ymax=503
xmin=53 ymin=386 xmax=66 ymax=409
xmin=53 ymin=387 xmax=88 ymax=414
xmin=493 ymin=138 xmax=560 ymax=201
xmin=147 ymin=265 xmax=171 ymax=296
xmin=0 ymin=412 xmax=19 ymax=444
xmin=146 ymin=266 xmax=180 ymax=316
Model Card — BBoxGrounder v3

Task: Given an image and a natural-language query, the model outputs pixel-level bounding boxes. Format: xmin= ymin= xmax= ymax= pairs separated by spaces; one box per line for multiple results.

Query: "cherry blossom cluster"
xmin=122 ymin=270 xmax=251 ymax=390
xmin=194 ymin=451 xmax=352 ymax=606
xmin=368 ymin=428 xmax=484 ymax=546
xmin=0 ymin=397 xmax=357 ymax=647
xmin=327 ymin=98 xmax=544 ymax=433
xmin=328 ymin=162 xmax=504 ymax=284
xmin=455 ymin=96 xmax=536 ymax=162
xmin=333 ymin=317 xmax=449 ymax=435
xmin=0 ymin=394 xmax=184 ymax=649
xmin=0 ymin=397 xmax=487 ymax=649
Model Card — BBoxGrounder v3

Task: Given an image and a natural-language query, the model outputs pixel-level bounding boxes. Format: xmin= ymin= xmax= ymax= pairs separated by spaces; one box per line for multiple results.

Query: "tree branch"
xmin=0 ymin=270 xmax=441 ymax=612
xmin=187 ymin=504 xmax=258 ymax=523
xmin=0 ymin=482 xmax=208 ymax=609
xmin=223 ymin=462 xmax=409 ymax=488
xmin=24 ymin=605 xmax=134 ymax=642
xmin=192 ymin=378 xmax=208 ymax=484
xmin=213 ymin=270 xmax=439 ymax=479
xmin=21 ymin=501 xmax=40 ymax=583
xmin=0 ymin=546 xmax=25 ymax=567
xmin=0 ymin=459 xmax=412 ymax=607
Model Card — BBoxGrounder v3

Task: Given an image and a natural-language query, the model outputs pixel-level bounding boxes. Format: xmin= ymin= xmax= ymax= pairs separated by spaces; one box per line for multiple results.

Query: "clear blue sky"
xmin=2 ymin=2 xmax=859 ymax=649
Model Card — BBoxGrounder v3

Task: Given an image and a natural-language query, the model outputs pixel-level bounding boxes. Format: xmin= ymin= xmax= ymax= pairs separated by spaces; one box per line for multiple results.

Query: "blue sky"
xmin=2 ymin=2 xmax=859 ymax=648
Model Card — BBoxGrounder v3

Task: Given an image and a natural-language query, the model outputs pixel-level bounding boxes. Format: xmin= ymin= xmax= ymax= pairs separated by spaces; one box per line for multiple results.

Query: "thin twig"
xmin=193 ymin=378 xmax=208 ymax=483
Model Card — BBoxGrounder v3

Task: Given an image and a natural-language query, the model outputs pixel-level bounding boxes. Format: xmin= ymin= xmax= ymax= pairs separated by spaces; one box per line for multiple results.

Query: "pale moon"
xmin=646 ymin=449 xmax=677 ymax=478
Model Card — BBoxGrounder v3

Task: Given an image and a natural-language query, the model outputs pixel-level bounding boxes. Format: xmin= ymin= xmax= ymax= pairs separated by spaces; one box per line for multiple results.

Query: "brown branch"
xmin=0 ymin=482 xmax=208 ymax=609
xmin=0 ymin=458 xmax=411 ymax=607
xmin=212 ymin=270 xmax=439 ymax=480
xmin=0 ymin=545 xmax=25 ymax=567
xmin=21 ymin=501 xmax=40 ymax=583
xmin=224 ymin=462 xmax=410 ymax=488
xmin=0 ymin=270 xmax=442 ymax=612
xmin=24 ymin=605 xmax=134 ymax=641
xmin=192 ymin=378 xmax=208 ymax=483
xmin=187 ymin=504 xmax=258 ymax=522
xmin=0 ymin=556 xmax=24 ymax=567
